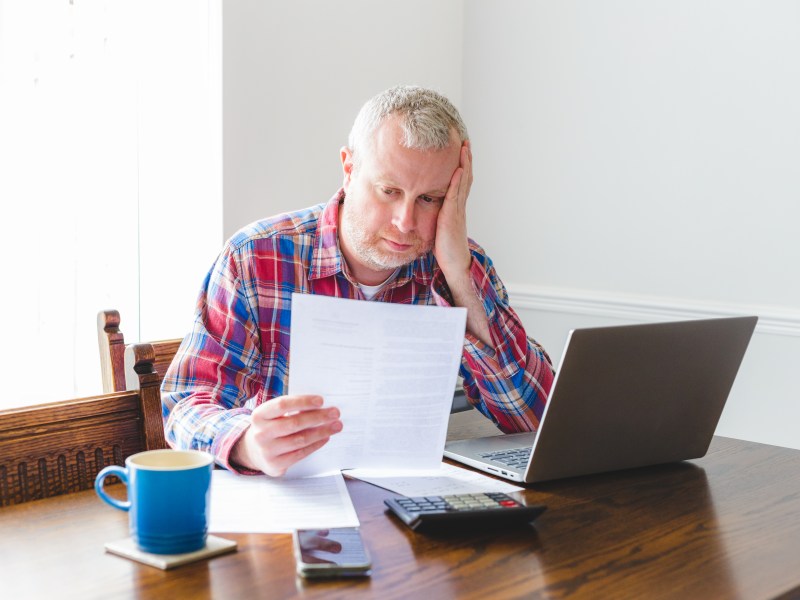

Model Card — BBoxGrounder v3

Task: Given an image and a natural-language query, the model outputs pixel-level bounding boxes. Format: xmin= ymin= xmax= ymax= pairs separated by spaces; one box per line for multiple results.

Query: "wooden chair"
xmin=97 ymin=309 xmax=182 ymax=393
xmin=0 ymin=349 xmax=169 ymax=507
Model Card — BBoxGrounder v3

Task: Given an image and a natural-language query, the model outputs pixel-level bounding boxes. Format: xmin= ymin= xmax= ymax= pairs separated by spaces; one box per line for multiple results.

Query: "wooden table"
xmin=2 ymin=410 xmax=800 ymax=599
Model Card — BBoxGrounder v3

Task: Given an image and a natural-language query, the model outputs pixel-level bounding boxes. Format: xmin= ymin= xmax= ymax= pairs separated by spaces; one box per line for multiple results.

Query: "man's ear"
xmin=340 ymin=147 xmax=355 ymax=190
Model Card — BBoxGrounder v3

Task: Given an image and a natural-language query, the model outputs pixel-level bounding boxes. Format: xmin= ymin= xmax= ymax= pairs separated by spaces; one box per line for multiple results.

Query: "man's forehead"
xmin=361 ymin=121 xmax=459 ymax=193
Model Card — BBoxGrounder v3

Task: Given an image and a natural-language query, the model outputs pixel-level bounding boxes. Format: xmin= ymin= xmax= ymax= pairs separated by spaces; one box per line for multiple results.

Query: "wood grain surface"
xmin=1 ymin=411 xmax=799 ymax=599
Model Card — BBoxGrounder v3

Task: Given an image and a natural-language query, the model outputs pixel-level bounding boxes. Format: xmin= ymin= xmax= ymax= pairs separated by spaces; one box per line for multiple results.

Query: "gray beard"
xmin=340 ymin=206 xmax=432 ymax=272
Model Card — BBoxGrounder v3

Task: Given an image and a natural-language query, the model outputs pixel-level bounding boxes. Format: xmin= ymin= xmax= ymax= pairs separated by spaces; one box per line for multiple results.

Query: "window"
xmin=0 ymin=0 xmax=221 ymax=409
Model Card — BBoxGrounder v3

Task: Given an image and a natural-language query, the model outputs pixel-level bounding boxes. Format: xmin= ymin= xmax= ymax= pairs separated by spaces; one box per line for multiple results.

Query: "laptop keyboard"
xmin=480 ymin=446 xmax=532 ymax=469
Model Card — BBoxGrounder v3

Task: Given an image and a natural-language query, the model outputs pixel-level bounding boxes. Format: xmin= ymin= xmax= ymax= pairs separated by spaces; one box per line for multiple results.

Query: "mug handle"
xmin=94 ymin=465 xmax=131 ymax=511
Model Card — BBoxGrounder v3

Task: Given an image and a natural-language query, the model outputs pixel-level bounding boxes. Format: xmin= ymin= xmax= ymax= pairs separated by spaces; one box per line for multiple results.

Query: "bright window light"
xmin=0 ymin=0 xmax=221 ymax=408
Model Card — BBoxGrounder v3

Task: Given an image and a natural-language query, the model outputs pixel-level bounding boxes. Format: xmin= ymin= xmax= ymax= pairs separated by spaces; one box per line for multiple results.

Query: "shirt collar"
xmin=309 ymin=188 xmax=436 ymax=287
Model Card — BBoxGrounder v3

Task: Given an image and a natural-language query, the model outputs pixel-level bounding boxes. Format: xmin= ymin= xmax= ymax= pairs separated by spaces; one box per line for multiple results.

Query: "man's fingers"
xmin=272 ymin=420 xmax=343 ymax=455
xmin=444 ymin=144 xmax=471 ymax=210
xmin=254 ymin=406 xmax=341 ymax=438
xmin=253 ymin=419 xmax=342 ymax=468
xmin=460 ymin=143 xmax=473 ymax=198
xmin=445 ymin=167 xmax=463 ymax=204
xmin=254 ymin=394 xmax=324 ymax=419
xmin=262 ymin=436 xmax=332 ymax=477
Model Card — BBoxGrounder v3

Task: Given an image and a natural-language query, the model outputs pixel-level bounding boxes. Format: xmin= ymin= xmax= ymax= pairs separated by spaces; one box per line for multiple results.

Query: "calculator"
xmin=384 ymin=492 xmax=546 ymax=531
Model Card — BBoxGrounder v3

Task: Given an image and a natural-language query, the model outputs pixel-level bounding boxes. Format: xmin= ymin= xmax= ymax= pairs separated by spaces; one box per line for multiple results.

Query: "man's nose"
xmin=392 ymin=199 xmax=416 ymax=233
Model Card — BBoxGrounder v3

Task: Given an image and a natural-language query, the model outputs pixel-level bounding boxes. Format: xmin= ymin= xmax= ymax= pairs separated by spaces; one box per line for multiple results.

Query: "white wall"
xmin=222 ymin=1 xmax=799 ymax=450
xmin=462 ymin=1 xmax=800 ymax=305
xmin=222 ymin=0 xmax=464 ymax=237
xmin=462 ymin=1 xmax=800 ymax=450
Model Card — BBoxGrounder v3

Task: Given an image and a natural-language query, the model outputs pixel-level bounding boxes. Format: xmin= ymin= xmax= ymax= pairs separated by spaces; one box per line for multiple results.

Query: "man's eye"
xmin=419 ymin=195 xmax=441 ymax=204
xmin=382 ymin=188 xmax=396 ymax=196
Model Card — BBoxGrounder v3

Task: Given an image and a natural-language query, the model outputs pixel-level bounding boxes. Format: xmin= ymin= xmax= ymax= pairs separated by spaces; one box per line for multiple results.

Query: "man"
xmin=162 ymin=85 xmax=554 ymax=476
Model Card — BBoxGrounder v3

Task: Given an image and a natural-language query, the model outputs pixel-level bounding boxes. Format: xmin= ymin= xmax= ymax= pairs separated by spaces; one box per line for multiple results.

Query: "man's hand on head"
xmin=432 ymin=140 xmax=493 ymax=346
xmin=433 ymin=140 xmax=474 ymax=280
xmin=231 ymin=395 xmax=343 ymax=477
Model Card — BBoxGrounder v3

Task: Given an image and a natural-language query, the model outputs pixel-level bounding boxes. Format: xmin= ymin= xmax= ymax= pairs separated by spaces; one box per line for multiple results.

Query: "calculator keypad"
xmin=384 ymin=492 xmax=546 ymax=531
xmin=396 ymin=492 xmax=519 ymax=513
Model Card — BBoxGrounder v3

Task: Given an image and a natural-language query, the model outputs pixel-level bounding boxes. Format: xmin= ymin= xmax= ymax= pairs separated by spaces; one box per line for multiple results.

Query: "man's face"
xmin=339 ymin=116 xmax=461 ymax=286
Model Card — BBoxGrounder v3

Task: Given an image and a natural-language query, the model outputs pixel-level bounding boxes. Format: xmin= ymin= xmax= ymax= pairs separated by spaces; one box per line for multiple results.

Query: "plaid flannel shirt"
xmin=162 ymin=190 xmax=555 ymax=471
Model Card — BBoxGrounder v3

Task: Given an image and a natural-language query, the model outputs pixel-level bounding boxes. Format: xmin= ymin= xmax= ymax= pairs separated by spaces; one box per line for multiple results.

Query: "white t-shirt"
xmin=358 ymin=268 xmax=400 ymax=300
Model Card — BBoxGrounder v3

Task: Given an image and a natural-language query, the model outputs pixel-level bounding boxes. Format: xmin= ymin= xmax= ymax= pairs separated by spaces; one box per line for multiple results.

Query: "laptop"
xmin=444 ymin=316 xmax=758 ymax=483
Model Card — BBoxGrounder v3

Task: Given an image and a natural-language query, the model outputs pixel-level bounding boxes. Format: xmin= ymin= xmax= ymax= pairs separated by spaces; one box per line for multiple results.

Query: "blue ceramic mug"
xmin=95 ymin=449 xmax=214 ymax=554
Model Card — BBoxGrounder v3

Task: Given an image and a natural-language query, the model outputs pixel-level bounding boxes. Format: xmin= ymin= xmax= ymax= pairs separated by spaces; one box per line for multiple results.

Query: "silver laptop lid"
xmin=525 ymin=316 xmax=758 ymax=483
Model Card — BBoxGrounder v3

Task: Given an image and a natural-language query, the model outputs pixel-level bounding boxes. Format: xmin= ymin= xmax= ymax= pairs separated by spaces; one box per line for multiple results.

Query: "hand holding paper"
xmin=231 ymin=394 xmax=343 ymax=477
xmin=286 ymin=294 xmax=467 ymax=478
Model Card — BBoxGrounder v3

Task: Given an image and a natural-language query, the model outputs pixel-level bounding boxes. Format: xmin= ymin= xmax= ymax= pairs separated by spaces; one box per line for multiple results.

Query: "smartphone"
xmin=293 ymin=527 xmax=372 ymax=579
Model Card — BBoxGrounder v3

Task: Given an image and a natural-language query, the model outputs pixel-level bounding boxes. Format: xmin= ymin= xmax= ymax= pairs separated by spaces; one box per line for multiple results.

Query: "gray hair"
xmin=347 ymin=85 xmax=468 ymax=162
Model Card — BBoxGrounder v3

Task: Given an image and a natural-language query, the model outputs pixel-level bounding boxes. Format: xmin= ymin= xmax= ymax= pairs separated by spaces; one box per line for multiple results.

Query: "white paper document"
xmin=345 ymin=462 xmax=524 ymax=497
xmin=208 ymin=471 xmax=359 ymax=533
xmin=287 ymin=293 xmax=467 ymax=478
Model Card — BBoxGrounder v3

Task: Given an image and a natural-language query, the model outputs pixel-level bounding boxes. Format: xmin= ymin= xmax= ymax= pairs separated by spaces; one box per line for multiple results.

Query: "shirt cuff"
xmin=432 ymin=256 xmax=500 ymax=310
xmin=210 ymin=411 xmax=261 ymax=475
xmin=431 ymin=257 xmax=503 ymax=360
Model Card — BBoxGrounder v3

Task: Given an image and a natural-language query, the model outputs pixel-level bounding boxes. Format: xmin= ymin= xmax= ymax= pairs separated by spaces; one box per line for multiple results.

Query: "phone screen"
xmin=294 ymin=527 xmax=371 ymax=576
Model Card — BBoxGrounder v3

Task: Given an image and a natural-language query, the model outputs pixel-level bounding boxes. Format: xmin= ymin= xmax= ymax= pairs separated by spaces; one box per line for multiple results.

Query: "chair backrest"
xmin=97 ymin=309 xmax=182 ymax=393
xmin=97 ymin=309 xmax=126 ymax=393
xmin=0 ymin=350 xmax=169 ymax=507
